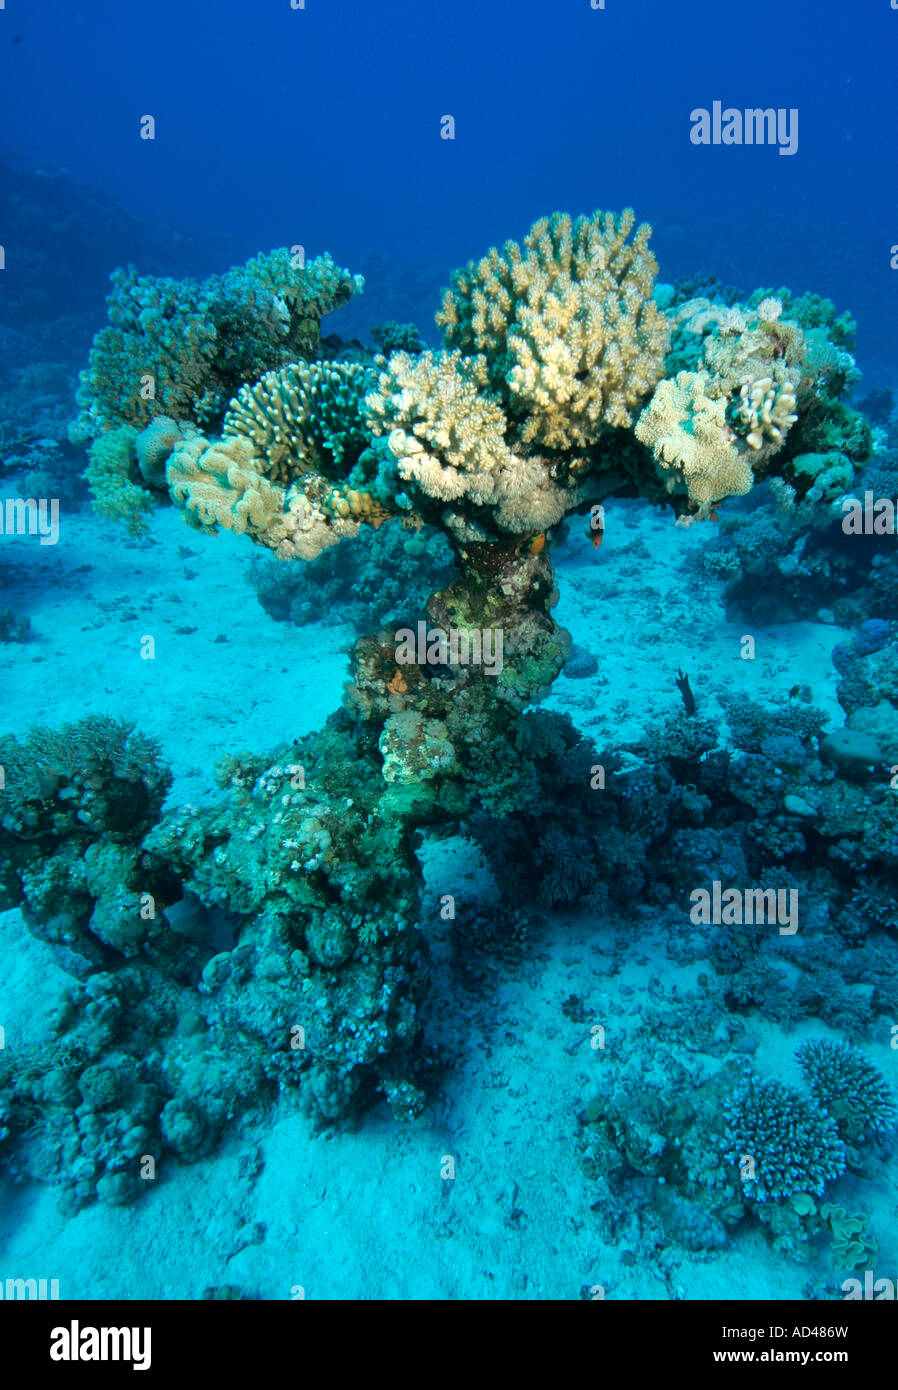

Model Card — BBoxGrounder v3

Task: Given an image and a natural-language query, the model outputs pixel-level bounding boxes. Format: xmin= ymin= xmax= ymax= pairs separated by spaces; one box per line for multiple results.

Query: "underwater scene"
xmin=1 ymin=0 xmax=897 ymax=1309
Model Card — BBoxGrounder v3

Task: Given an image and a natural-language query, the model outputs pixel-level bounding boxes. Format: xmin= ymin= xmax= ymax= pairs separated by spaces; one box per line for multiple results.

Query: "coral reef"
xmin=0 ymin=716 xmax=175 ymax=969
xmin=247 ymin=518 xmax=452 ymax=634
xmin=38 ymin=203 xmax=895 ymax=1272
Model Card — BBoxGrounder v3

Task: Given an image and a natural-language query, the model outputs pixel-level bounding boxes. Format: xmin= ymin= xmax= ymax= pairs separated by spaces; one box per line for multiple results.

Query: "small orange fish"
xmin=387 ymin=668 xmax=408 ymax=695
xmin=590 ymin=525 xmax=604 ymax=549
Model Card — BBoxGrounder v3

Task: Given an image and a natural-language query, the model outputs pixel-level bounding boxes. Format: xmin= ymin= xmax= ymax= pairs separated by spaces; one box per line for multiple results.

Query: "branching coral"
xmin=436 ymin=209 xmax=669 ymax=449
xmin=796 ymin=1038 xmax=897 ymax=1142
xmin=724 ymin=1074 xmax=846 ymax=1202
xmin=365 ymin=349 xmax=579 ymax=538
xmin=223 ymin=360 xmax=375 ymax=484
xmin=84 ymin=426 xmax=153 ymax=534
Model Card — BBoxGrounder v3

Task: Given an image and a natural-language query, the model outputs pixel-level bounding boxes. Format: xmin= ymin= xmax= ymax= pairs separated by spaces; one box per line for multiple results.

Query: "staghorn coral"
xmin=436 ymin=209 xmax=669 ymax=449
xmin=223 ymin=360 xmax=375 ymax=484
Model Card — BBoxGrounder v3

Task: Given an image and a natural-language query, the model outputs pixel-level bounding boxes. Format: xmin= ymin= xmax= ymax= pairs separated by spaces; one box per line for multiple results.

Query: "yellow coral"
xmin=166 ymin=436 xmax=364 ymax=560
xmin=436 ymin=209 xmax=669 ymax=449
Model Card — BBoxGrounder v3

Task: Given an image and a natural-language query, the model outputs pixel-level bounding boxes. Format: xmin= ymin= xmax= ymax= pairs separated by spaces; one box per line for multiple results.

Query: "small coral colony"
xmin=1 ymin=208 xmax=895 ymax=1287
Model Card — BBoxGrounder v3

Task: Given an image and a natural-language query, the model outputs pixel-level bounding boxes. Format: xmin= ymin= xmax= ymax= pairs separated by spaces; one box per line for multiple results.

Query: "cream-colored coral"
xmin=167 ymin=436 xmax=284 ymax=538
xmin=436 ymin=210 xmax=669 ymax=449
xmin=167 ymin=435 xmax=363 ymax=560
xmin=733 ymin=377 xmax=798 ymax=451
xmin=635 ymin=372 xmax=754 ymax=515
xmin=756 ymin=296 xmax=783 ymax=324
xmin=135 ymin=415 xmax=192 ymax=488
xmin=365 ymin=350 xmax=576 ymax=535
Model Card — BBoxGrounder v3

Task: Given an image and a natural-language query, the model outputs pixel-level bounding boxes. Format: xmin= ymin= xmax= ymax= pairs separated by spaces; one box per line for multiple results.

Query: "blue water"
xmin=0 ymin=0 xmax=896 ymax=1302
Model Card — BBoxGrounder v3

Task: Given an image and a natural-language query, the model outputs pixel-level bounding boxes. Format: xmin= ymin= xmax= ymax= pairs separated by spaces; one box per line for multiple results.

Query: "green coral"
xmin=84 ymin=426 xmax=154 ymax=534
xmin=72 ymin=250 xmax=363 ymax=441
xmin=223 ymin=359 xmax=375 ymax=484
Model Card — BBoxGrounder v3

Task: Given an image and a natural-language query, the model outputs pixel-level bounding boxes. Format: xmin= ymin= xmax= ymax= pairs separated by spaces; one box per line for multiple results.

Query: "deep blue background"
xmin=2 ymin=0 xmax=897 ymax=367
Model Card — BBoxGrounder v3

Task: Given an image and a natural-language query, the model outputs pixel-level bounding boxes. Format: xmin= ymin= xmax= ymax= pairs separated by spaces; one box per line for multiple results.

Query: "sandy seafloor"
xmin=0 ymin=494 xmax=894 ymax=1301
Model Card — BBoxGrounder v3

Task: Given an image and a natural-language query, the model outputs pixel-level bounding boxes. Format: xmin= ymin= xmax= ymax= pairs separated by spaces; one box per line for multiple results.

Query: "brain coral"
xmin=435 ymin=209 xmax=670 ymax=449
